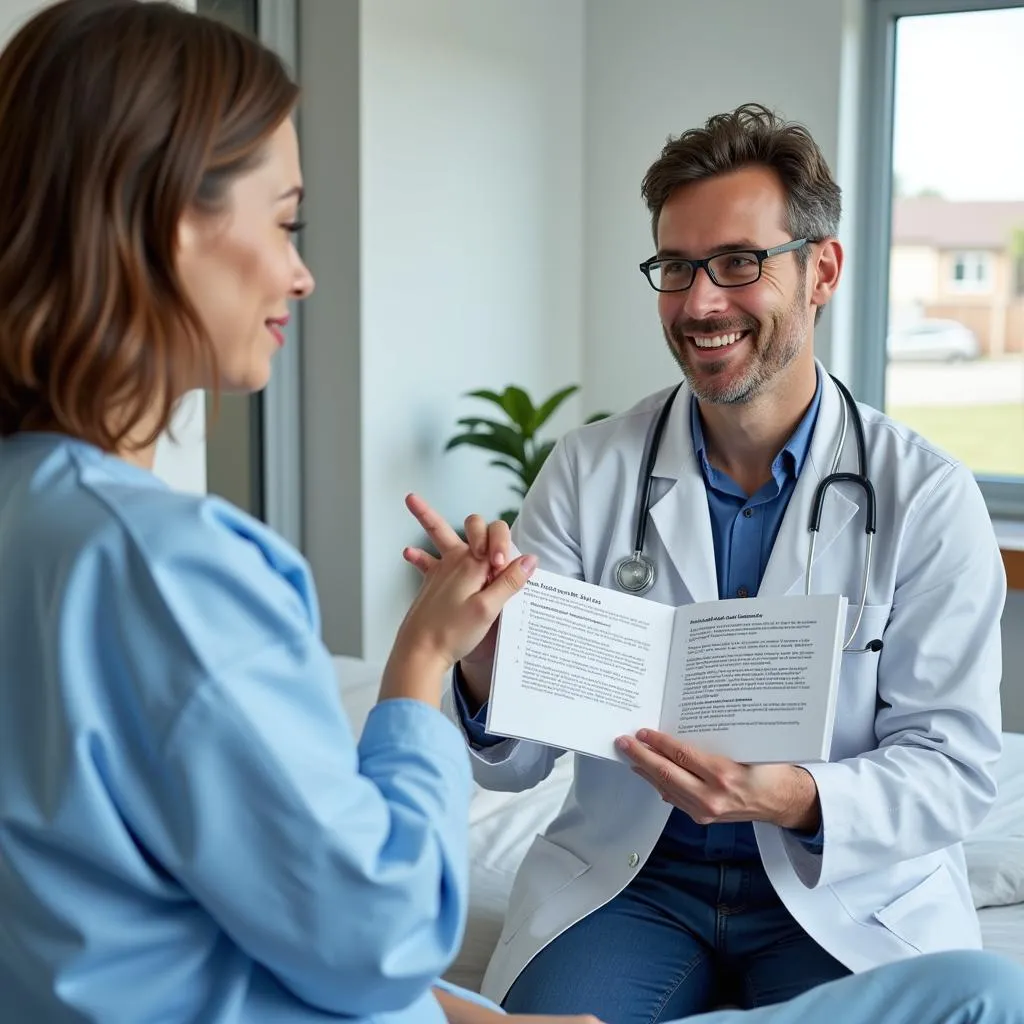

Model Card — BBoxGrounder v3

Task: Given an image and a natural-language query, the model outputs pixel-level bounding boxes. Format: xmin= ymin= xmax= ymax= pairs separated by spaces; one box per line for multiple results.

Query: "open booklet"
xmin=486 ymin=568 xmax=847 ymax=764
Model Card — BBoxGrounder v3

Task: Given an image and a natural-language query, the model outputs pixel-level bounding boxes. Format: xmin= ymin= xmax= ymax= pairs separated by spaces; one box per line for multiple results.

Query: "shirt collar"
xmin=690 ymin=370 xmax=823 ymax=486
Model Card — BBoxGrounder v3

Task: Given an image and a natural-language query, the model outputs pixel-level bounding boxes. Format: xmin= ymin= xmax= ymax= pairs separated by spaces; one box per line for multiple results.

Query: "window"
xmin=197 ymin=0 xmax=257 ymax=35
xmin=950 ymin=250 xmax=992 ymax=291
xmin=860 ymin=1 xmax=1024 ymax=517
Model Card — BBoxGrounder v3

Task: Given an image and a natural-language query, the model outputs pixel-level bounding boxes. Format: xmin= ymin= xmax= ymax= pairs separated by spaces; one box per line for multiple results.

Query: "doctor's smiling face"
xmin=641 ymin=105 xmax=844 ymax=409
xmin=655 ymin=164 xmax=838 ymax=406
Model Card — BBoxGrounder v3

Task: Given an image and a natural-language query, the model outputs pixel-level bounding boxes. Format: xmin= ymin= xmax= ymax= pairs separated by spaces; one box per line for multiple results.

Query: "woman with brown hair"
xmin=0 ymin=2 xmax=593 ymax=1022
xmin=1 ymin=4 xmax=1023 ymax=1024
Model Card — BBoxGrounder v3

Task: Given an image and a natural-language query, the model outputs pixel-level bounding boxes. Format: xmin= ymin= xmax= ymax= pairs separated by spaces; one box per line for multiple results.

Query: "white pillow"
xmin=333 ymin=655 xmax=383 ymax=731
xmin=445 ymin=759 xmax=573 ymax=990
xmin=966 ymin=733 xmax=1024 ymax=908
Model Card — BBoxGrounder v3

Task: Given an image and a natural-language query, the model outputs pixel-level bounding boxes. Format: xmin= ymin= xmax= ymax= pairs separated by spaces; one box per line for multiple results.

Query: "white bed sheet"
xmin=978 ymin=904 xmax=1024 ymax=967
xmin=332 ymin=660 xmax=1024 ymax=989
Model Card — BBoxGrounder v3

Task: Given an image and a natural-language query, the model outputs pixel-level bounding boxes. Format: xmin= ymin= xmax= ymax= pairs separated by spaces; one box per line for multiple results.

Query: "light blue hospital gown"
xmin=0 ymin=433 xmax=483 ymax=1023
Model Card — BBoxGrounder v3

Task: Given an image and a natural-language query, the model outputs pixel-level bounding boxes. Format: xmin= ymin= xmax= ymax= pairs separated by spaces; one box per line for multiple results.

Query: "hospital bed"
xmin=333 ymin=657 xmax=1024 ymax=990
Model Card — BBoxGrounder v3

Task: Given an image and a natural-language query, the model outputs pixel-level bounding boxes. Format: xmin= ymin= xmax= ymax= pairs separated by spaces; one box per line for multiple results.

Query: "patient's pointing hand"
xmin=403 ymin=496 xmax=519 ymax=710
xmin=381 ymin=494 xmax=535 ymax=707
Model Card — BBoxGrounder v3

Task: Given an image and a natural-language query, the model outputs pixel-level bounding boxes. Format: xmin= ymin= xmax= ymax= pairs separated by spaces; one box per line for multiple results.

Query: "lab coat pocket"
xmin=872 ymin=864 xmax=959 ymax=952
xmin=501 ymin=833 xmax=590 ymax=944
xmin=831 ymin=604 xmax=891 ymax=759
xmin=843 ymin=603 xmax=890 ymax=651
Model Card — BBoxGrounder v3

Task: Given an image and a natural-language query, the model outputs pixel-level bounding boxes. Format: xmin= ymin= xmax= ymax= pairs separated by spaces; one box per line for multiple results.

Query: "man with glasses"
xmin=442 ymin=104 xmax=1006 ymax=1022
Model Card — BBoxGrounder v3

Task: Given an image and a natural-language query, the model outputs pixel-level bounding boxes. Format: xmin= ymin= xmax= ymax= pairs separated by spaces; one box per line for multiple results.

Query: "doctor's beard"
xmin=665 ymin=285 xmax=808 ymax=406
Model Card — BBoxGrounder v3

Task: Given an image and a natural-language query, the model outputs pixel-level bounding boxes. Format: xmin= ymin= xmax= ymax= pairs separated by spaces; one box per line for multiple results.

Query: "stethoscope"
xmin=613 ymin=374 xmax=883 ymax=654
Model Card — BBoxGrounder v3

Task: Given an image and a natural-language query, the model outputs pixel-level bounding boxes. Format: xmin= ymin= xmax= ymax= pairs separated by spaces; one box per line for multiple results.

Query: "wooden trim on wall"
xmin=1003 ymin=547 xmax=1024 ymax=591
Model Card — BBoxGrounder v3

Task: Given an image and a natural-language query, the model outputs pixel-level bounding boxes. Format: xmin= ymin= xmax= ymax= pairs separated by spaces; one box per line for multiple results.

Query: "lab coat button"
xmin=628 ymin=852 xmax=640 ymax=868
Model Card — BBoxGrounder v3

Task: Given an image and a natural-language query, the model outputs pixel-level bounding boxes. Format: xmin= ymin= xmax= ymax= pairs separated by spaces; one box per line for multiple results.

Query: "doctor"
xmin=436 ymin=104 xmax=1007 ymax=1020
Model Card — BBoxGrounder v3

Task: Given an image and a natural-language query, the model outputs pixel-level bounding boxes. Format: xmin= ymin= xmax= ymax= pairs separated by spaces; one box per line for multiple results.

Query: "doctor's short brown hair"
xmin=0 ymin=0 xmax=299 ymax=450
xmin=640 ymin=103 xmax=842 ymax=263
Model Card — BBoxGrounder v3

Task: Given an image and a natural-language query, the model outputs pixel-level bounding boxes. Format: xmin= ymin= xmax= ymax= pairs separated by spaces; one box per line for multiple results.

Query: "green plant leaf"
xmin=465 ymin=388 xmax=508 ymax=410
xmin=501 ymin=386 xmax=537 ymax=436
xmin=488 ymin=458 xmax=523 ymax=478
xmin=533 ymin=384 xmax=579 ymax=434
xmin=522 ymin=439 xmax=556 ymax=489
xmin=450 ymin=415 xmax=519 ymax=436
xmin=490 ymin=459 xmax=531 ymax=493
xmin=499 ymin=509 xmax=518 ymax=526
xmin=444 ymin=425 xmax=526 ymax=463
xmin=455 ymin=415 xmax=501 ymax=430
xmin=585 ymin=410 xmax=612 ymax=424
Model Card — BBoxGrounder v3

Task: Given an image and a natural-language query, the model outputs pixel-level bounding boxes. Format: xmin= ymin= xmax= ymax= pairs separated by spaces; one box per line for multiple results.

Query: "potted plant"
xmin=445 ymin=384 xmax=609 ymax=525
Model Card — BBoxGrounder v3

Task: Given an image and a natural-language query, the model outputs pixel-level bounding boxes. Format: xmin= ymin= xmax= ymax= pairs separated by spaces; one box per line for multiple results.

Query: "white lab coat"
xmin=443 ymin=366 xmax=1006 ymax=1004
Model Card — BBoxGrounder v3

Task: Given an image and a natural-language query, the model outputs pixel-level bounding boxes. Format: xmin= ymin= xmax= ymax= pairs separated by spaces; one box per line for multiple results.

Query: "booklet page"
xmin=487 ymin=569 xmax=674 ymax=760
xmin=661 ymin=594 xmax=846 ymax=763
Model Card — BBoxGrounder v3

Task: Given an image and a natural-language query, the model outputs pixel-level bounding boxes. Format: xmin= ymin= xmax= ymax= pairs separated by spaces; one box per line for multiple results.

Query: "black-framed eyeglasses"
xmin=639 ymin=238 xmax=811 ymax=293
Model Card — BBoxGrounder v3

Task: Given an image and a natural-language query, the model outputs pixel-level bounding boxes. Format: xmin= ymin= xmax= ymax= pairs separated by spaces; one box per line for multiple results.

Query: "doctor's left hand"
xmin=615 ymin=729 xmax=822 ymax=833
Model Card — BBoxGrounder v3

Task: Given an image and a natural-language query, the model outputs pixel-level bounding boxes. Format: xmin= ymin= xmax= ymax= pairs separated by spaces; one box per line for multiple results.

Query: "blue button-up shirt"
xmin=456 ymin=377 xmax=824 ymax=860
xmin=661 ymin=379 xmax=822 ymax=859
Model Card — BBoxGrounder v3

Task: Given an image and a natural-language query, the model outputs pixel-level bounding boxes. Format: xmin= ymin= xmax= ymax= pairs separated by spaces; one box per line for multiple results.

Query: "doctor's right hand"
xmin=381 ymin=494 xmax=534 ymax=708
xmin=403 ymin=494 xmax=518 ymax=711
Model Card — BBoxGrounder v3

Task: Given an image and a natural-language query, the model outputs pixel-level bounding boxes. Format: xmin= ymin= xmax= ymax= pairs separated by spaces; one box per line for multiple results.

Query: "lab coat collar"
xmin=647 ymin=362 xmax=860 ymax=603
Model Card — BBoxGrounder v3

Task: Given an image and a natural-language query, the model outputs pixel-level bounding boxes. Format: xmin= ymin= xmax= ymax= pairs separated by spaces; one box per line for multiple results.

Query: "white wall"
xmin=154 ymin=391 xmax=207 ymax=494
xmin=357 ymin=0 xmax=585 ymax=658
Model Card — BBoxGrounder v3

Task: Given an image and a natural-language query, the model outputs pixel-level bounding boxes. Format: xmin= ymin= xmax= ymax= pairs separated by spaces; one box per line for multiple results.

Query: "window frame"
xmin=855 ymin=0 xmax=1024 ymax=519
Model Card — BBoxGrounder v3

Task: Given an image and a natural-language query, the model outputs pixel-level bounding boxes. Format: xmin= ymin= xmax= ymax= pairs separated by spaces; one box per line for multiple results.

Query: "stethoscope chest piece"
xmin=614 ymin=552 xmax=656 ymax=595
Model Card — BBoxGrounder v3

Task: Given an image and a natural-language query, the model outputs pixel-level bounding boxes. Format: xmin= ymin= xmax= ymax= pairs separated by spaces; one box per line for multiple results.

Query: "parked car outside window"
xmin=886 ymin=319 xmax=981 ymax=362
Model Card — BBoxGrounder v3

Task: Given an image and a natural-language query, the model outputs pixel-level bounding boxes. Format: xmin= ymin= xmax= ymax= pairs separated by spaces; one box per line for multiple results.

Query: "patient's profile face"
xmin=176 ymin=119 xmax=315 ymax=394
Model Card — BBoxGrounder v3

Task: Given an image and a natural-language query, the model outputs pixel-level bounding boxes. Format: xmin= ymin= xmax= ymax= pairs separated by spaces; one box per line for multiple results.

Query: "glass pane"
xmin=197 ymin=0 xmax=257 ymax=35
xmin=887 ymin=7 xmax=1024 ymax=482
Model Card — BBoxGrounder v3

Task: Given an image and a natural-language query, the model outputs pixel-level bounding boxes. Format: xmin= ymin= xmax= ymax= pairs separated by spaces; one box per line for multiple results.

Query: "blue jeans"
xmin=503 ymin=843 xmax=849 ymax=1021
xmin=441 ymin=950 xmax=1024 ymax=1023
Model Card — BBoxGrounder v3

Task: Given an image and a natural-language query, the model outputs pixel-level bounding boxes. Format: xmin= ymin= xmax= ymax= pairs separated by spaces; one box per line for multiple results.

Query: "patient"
xmin=0 ymin=2 xmax=1022 ymax=1023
